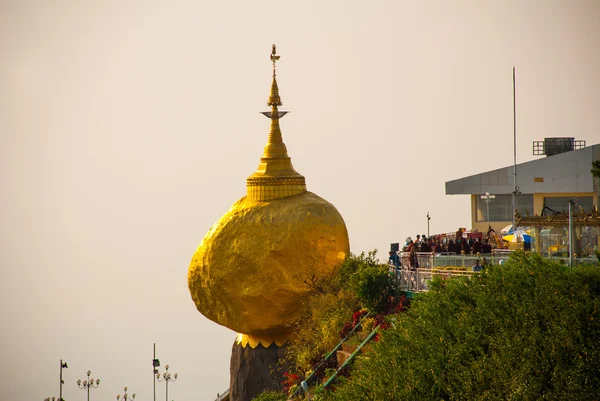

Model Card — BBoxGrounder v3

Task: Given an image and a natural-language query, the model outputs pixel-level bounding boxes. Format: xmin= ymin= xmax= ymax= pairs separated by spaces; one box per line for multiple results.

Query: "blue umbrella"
xmin=502 ymin=230 xmax=531 ymax=243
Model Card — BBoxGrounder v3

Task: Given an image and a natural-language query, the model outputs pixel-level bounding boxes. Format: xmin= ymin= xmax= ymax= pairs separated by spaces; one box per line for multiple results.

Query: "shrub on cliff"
xmin=252 ymin=390 xmax=287 ymax=401
xmin=285 ymin=251 xmax=388 ymax=376
xmin=319 ymin=252 xmax=600 ymax=400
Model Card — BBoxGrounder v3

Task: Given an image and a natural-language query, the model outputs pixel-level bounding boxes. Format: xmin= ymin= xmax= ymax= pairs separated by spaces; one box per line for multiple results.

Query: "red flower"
xmin=352 ymin=309 xmax=368 ymax=326
xmin=282 ymin=372 xmax=301 ymax=392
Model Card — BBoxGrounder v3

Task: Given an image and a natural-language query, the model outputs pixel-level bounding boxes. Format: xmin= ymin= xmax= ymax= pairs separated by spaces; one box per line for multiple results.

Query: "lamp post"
xmin=480 ymin=192 xmax=496 ymax=224
xmin=568 ymin=198 xmax=579 ymax=267
xmin=153 ymin=343 xmax=160 ymax=401
xmin=77 ymin=370 xmax=100 ymax=401
xmin=156 ymin=364 xmax=178 ymax=401
xmin=427 ymin=212 xmax=431 ymax=238
xmin=59 ymin=360 xmax=68 ymax=401
xmin=116 ymin=386 xmax=135 ymax=401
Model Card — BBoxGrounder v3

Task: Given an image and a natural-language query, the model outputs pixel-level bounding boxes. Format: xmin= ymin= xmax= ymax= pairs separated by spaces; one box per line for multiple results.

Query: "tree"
xmin=592 ymin=160 xmax=600 ymax=178
xmin=284 ymin=251 xmax=389 ymax=382
xmin=319 ymin=252 xmax=600 ymax=400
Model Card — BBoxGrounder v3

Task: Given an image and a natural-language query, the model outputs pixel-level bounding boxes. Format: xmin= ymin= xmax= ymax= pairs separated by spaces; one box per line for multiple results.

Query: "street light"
xmin=77 ymin=370 xmax=100 ymax=401
xmin=427 ymin=212 xmax=431 ymax=238
xmin=153 ymin=343 xmax=160 ymax=401
xmin=156 ymin=364 xmax=178 ymax=401
xmin=480 ymin=192 xmax=496 ymax=224
xmin=59 ymin=360 xmax=68 ymax=401
xmin=116 ymin=386 xmax=135 ymax=401
xmin=568 ymin=198 xmax=580 ymax=267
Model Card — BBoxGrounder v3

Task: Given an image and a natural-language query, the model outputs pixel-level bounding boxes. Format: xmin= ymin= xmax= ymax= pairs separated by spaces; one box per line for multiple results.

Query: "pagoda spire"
xmin=262 ymin=45 xmax=287 ymax=158
xmin=246 ymin=45 xmax=307 ymax=201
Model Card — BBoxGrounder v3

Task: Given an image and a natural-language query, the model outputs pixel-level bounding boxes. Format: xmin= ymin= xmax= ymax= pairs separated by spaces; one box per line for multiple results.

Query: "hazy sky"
xmin=1 ymin=1 xmax=599 ymax=400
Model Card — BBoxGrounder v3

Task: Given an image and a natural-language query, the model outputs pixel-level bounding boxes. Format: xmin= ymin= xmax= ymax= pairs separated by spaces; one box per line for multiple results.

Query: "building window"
xmin=543 ymin=197 xmax=593 ymax=213
xmin=476 ymin=194 xmax=534 ymax=222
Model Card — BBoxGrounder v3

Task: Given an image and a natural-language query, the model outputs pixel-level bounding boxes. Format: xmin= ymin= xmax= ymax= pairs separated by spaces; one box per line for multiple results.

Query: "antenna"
xmin=512 ymin=66 xmax=518 ymax=230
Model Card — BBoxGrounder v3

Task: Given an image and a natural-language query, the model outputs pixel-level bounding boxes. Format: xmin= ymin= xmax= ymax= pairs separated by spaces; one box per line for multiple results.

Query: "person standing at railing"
xmin=448 ymin=240 xmax=457 ymax=254
xmin=454 ymin=239 xmax=463 ymax=255
xmin=481 ymin=239 xmax=492 ymax=254
xmin=456 ymin=227 xmax=464 ymax=242
xmin=462 ymin=240 xmax=471 ymax=255
xmin=419 ymin=238 xmax=431 ymax=253
xmin=389 ymin=251 xmax=400 ymax=267
xmin=409 ymin=245 xmax=419 ymax=270
xmin=435 ymin=240 xmax=447 ymax=253
xmin=472 ymin=238 xmax=482 ymax=254
xmin=472 ymin=259 xmax=483 ymax=272
xmin=468 ymin=236 xmax=476 ymax=248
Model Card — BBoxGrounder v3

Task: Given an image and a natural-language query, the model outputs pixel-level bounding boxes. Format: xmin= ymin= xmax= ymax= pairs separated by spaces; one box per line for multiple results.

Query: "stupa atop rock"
xmin=246 ymin=45 xmax=306 ymax=201
xmin=188 ymin=45 xmax=350 ymax=349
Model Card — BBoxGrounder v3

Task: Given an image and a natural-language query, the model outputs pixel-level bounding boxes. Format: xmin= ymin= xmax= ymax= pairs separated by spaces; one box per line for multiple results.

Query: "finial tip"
xmin=270 ymin=44 xmax=280 ymax=62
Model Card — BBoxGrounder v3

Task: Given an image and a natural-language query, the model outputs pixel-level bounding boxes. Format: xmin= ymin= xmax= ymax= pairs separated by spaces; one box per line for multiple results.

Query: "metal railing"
xmin=321 ymin=325 xmax=380 ymax=389
xmin=398 ymin=251 xmax=513 ymax=270
xmin=214 ymin=388 xmax=229 ymax=401
xmin=391 ymin=266 xmax=475 ymax=293
xmin=398 ymin=251 xmax=598 ymax=270
xmin=392 ymin=252 xmax=600 ymax=293
xmin=545 ymin=256 xmax=599 ymax=266
xmin=288 ymin=312 xmax=373 ymax=399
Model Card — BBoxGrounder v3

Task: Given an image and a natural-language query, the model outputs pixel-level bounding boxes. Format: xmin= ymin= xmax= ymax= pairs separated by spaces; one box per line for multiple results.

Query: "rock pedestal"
xmin=230 ymin=341 xmax=289 ymax=401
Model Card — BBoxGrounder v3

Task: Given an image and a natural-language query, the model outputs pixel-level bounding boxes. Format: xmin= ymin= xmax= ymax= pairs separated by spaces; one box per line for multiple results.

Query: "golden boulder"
xmin=188 ymin=192 xmax=349 ymax=338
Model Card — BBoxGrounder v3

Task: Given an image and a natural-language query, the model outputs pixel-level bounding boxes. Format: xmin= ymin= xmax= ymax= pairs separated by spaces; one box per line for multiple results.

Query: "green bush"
xmin=285 ymin=251 xmax=388 ymax=376
xmin=349 ymin=264 xmax=391 ymax=310
xmin=285 ymin=289 xmax=359 ymax=375
xmin=252 ymin=390 xmax=287 ymax=401
xmin=318 ymin=251 xmax=600 ymax=400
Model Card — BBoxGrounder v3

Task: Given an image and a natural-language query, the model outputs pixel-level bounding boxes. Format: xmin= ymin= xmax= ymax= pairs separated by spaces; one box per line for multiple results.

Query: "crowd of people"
xmin=389 ymin=226 xmax=505 ymax=271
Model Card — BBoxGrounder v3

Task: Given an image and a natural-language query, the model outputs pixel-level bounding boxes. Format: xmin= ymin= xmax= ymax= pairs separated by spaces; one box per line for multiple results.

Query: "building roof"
xmin=445 ymin=143 xmax=600 ymax=195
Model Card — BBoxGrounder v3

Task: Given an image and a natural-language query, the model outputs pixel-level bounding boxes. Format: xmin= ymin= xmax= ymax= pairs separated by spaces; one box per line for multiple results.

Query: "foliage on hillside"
xmin=318 ymin=252 xmax=600 ymax=400
xmin=251 ymin=390 xmax=287 ymax=401
xmin=284 ymin=251 xmax=390 ymax=376
xmin=252 ymin=251 xmax=397 ymax=400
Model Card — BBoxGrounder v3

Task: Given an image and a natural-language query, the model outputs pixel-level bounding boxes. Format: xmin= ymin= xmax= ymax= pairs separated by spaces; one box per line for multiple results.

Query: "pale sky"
xmin=1 ymin=1 xmax=599 ymax=400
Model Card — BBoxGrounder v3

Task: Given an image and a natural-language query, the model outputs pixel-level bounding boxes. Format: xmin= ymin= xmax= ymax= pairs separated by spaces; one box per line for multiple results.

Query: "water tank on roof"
xmin=544 ymin=137 xmax=574 ymax=156
xmin=532 ymin=137 xmax=585 ymax=156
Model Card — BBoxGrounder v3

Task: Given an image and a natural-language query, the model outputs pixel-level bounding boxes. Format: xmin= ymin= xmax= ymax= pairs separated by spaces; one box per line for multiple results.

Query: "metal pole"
xmin=512 ymin=66 xmax=517 ymax=229
xmin=60 ymin=360 xmax=63 ymax=401
xmin=486 ymin=201 xmax=490 ymax=224
xmin=569 ymin=201 xmax=573 ymax=267
xmin=166 ymin=379 xmax=168 ymax=401
xmin=427 ymin=212 xmax=430 ymax=238
xmin=154 ymin=344 xmax=156 ymax=401
xmin=87 ymin=381 xmax=90 ymax=401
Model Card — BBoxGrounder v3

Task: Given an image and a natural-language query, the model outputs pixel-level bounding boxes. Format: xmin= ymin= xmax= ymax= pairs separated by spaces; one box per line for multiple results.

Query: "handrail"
xmin=391 ymin=266 xmax=475 ymax=293
xmin=214 ymin=388 xmax=230 ymax=401
xmin=322 ymin=325 xmax=380 ymax=389
xmin=396 ymin=251 xmax=514 ymax=271
xmin=288 ymin=311 xmax=372 ymax=399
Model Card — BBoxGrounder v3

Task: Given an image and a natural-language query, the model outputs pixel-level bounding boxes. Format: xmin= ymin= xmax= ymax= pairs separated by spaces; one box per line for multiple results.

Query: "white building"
xmin=446 ymin=139 xmax=599 ymax=235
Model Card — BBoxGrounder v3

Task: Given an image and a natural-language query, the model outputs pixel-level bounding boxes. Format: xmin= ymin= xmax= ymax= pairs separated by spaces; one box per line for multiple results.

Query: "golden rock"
xmin=188 ymin=192 xmax=349 ymax=337
xmin=188 ymin=46 xmax=349 ymax=345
